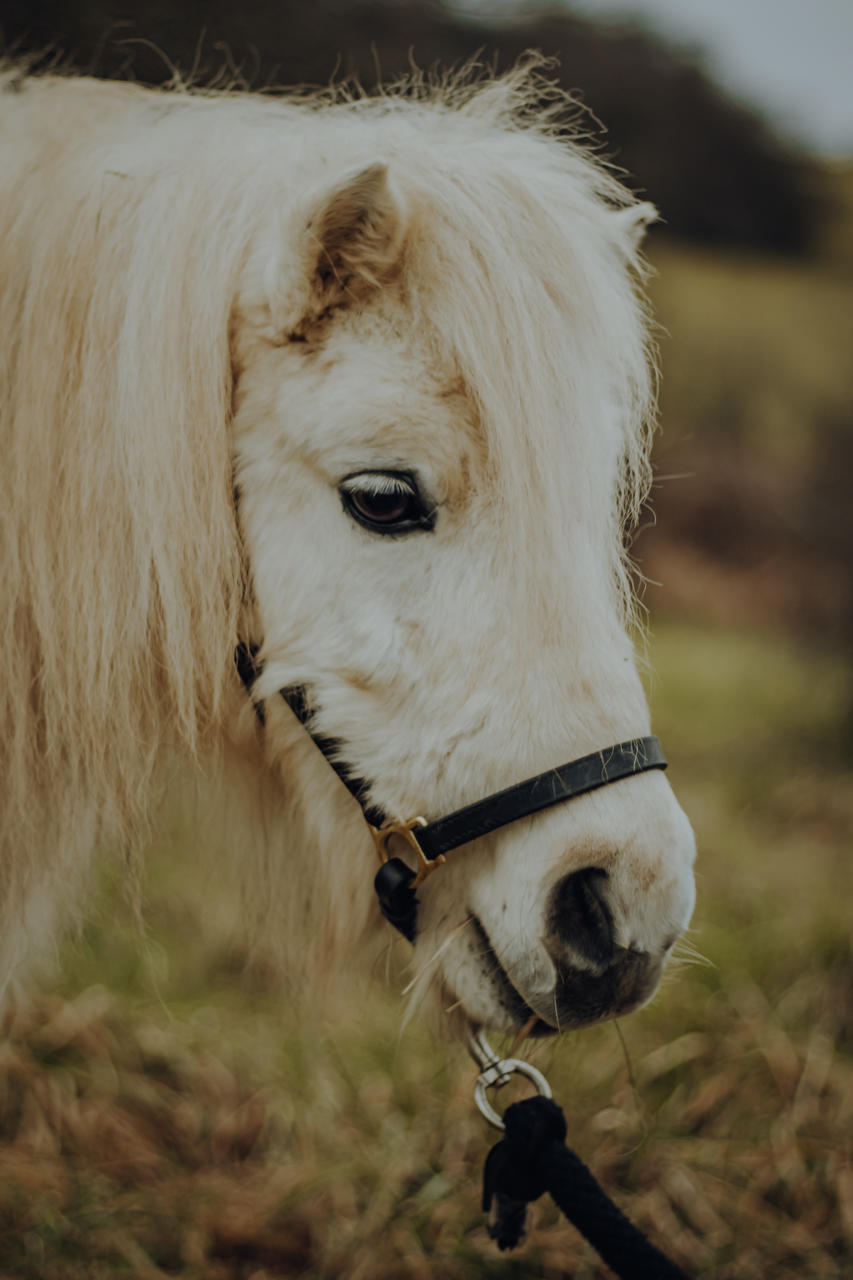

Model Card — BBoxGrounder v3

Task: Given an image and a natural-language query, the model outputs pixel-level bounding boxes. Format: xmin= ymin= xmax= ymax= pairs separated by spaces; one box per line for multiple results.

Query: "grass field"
xmin=1 ymin=614 xmax=850 ymax=1279
xmin=649 ymin=240 xmax=853 ymax=466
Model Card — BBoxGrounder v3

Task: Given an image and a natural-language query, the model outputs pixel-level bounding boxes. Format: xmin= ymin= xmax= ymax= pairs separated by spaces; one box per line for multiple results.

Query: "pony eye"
xmin=340 ymin=472 xmax=434 ymax=535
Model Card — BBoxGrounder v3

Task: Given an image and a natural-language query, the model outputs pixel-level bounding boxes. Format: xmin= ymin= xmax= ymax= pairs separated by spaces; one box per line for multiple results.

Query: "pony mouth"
xmin=469 ymin=915 xmax=557 ymax=1036
xmin=468 ymin=915 xmax=661 ymax=1034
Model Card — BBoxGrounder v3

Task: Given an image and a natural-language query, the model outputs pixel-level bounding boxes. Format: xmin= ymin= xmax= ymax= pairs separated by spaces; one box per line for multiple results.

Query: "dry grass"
xmin=0 ymin=617 xmax=850 ymax=1278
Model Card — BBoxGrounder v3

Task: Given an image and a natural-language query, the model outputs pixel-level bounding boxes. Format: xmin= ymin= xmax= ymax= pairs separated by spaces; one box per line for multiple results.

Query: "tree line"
xmin=1 ymin=0 xmax=815 ymax=253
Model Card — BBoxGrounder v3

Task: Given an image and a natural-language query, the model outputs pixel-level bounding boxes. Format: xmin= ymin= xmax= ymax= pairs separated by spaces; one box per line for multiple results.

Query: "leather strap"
xmin=279 ymin=683 xmax=387 ymax=830
xmin=235 ymin=645 xmax=667 ymax=861
xmin=236 ymin=646 xmax=387 ymax=827
xmin=413 ymin=737 xmax=666 ymax=860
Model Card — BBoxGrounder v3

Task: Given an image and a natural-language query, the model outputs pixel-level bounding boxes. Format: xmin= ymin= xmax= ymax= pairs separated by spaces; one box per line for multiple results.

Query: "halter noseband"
xmin=234 ymin=644 xmax=667 ymax=942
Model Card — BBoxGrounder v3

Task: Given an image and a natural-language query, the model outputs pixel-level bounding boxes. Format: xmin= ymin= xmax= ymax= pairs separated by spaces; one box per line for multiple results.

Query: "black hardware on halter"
xmin=234 ymin=644 xmax=667 ymax=942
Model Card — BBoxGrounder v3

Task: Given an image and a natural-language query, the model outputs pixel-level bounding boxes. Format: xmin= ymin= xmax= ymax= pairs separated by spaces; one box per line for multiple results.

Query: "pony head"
xmin=230 ymin=74 xmax=695 ymax=1033
xmin=0 ymin=65 xmax=694 ymax=1035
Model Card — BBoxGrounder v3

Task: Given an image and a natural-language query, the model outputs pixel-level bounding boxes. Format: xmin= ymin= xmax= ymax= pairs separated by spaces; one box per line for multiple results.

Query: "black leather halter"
xmin=234 ymin=644 xmax=667 ymax=942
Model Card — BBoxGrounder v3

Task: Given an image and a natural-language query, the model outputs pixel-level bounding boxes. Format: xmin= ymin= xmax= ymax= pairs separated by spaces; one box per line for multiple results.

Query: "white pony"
xmin=0 ymin=61 xmax=695 ymax=1035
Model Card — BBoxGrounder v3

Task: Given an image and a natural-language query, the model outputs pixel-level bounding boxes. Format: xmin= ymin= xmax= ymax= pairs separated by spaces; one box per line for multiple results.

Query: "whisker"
xmin=399 ymin=916 xmax=477 ymax=1030
xmin=671 ymin=936 xmax=713 ymax=968
xmin=400 ymin=914 xmax=474 ymax=997
xmin=510 ymin=1013 xmax=541 ymax=1056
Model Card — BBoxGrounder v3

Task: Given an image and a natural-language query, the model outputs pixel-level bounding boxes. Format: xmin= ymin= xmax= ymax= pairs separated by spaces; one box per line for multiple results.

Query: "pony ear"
xmin=233 ymin=164 xmax=407 ymax=351
xmin=611 ymin=201 xmax=658 ymax=256
xmin=301 ymin=162 xmax=407 ymax=325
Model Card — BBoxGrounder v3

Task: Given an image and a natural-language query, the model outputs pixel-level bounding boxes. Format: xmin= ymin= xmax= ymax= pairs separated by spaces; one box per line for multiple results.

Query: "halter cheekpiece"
xmin=234 ymin=643 xmax=667 ymax=942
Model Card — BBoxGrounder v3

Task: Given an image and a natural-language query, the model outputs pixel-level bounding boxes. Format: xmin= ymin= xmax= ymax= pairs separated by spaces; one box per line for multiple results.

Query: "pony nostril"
xmin=547 ymin=867 xmax=614 ymax=967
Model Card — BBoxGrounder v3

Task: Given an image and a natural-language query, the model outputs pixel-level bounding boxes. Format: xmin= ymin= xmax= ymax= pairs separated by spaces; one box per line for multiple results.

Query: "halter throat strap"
xmin=234 ymin=644 xmax=667 ymax=941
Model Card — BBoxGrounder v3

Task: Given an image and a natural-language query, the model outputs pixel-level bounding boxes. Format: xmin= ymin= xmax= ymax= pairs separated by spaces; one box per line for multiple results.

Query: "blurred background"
xmin=1 ymin=3 xmax=851 ymax=1276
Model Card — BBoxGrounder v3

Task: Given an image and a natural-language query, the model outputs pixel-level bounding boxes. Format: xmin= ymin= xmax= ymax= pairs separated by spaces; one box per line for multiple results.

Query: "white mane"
xmin=0 ymin=61 xmax=662 ymax=993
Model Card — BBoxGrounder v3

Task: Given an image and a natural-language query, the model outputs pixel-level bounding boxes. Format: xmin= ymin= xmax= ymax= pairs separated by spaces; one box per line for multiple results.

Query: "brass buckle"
xmin=369 ymin=816 xmax=445 ymax=888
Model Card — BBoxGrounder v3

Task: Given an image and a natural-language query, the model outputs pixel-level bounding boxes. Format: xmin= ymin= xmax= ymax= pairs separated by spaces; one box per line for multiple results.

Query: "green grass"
xmin=648 ymin=241 xmax=853 ymax=469
xmin=1 ymin=616 xmax=850 ymax=1278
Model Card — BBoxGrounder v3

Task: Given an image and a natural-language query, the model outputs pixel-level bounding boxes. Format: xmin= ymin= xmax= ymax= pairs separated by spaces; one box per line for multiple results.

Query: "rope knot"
xmin=482 ymin=1096 xmax=568 ymax=1250
xmin=481 ymin=1095 xmax=691 ymax=1276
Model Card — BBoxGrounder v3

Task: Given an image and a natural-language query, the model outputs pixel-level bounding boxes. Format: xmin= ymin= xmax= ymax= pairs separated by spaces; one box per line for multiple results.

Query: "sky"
xmin=459 ymin=0 xmax=853 ymax=157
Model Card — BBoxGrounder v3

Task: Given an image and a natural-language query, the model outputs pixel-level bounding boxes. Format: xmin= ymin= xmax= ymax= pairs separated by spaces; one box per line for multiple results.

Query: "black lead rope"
xmin=483 ymin=1097 xmax=689 ymax=1277
xmin=234 ymin=643 xmax=691 ymax=1276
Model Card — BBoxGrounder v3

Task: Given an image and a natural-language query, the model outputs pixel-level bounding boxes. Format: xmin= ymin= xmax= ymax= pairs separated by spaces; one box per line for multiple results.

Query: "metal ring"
xmin=474 ymin=1056 xmax=553 ymax=1131
xmin=369 ymin=816 xmax=445 ymax=887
